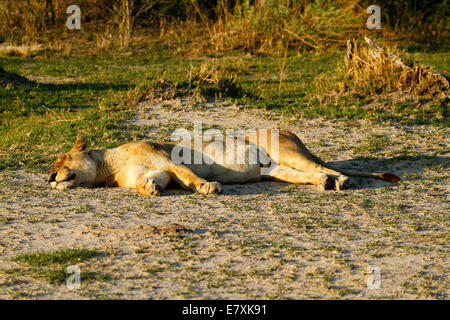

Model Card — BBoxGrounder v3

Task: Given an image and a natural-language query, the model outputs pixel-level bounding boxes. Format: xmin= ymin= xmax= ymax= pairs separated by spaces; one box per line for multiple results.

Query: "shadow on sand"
xmin=162 ymin=154 xmax=449 ymax=194
xmin=328 ymin=154 xmax=448 ymax=190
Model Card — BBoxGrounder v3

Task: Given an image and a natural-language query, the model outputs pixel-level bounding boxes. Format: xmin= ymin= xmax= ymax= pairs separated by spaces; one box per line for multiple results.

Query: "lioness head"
xmin=48 ymin=136 xmax=97 ymax=190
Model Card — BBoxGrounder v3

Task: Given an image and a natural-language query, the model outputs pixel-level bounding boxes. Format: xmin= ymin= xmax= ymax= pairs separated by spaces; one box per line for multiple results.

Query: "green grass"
xmin=1 ymin=267 xmax=111 ymax=285
xmin=11 ymin=248 xmax=100 ymax=267
xmin=0 ymin=45 xmax=192 ymax=171
xmin=0 ymin=248 xmax=108 ymax=286
xmin=0 ymin=40 xmax=448 ymax=171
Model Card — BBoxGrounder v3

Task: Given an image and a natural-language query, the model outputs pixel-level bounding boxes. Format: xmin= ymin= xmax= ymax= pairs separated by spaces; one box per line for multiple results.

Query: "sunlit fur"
xmin=48 ymin=131 xmax=399 ymax=196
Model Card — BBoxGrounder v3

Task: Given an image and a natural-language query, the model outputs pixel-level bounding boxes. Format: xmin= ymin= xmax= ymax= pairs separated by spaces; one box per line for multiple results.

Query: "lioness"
xmin=48 ymin=129 xmax=400 ymax=195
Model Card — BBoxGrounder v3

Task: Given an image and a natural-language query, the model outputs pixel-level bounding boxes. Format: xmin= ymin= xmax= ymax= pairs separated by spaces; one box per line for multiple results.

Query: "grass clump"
xmin=187 ymin=59 xmax=244 ymax=98
xmin=0 ymin=248 xmax=109 ymax=286
xmin=1 ymin=267 xmax=110 ymax=286
xmin=11 ymin=248 xmax=100 ymax=267
xmin=338 ymin=39 xmax=449 ymax=98
xmin=328 ymin=39 xmax=449 ymax=123
xmin=165 ymin=0 xmax=365 ymax=54
xmin=37 ymin=269 xmax=111 ymax=285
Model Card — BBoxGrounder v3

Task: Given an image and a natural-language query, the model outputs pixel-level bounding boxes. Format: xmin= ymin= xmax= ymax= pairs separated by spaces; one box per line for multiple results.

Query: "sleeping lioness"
xmin=48 ymin=129 xmax=400 ymax=195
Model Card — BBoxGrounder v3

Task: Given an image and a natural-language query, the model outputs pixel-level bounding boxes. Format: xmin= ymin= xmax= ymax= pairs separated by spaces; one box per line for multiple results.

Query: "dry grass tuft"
xmin=338 ymin=39 xmax=449 ymax=98
xmin=187 ymin=59 xmax=243 ymax=97
xmin=0 ymin=44 xmax=45 ymax=58
xmin=161 ymin=0 xmax=366 ymax=54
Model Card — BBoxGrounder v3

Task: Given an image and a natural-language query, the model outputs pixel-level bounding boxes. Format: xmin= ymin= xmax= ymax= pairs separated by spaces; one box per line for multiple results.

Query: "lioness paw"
xmin=316 ymin=174 xmax=333 ymax=191
xmin=51 ymin=181 xmax=74 ymax=190
xmin=198 ymin=181 xmax=222 ymax=195
xmin=141 ymin=178 xmax=163 ymax=196
xmin=334 ymin=175 xmax=350 ymax=191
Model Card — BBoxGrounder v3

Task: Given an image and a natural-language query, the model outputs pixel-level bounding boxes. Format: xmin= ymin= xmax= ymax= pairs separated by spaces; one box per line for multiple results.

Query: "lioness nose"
xmin=48 ymin=172 xmax=57 ymax=182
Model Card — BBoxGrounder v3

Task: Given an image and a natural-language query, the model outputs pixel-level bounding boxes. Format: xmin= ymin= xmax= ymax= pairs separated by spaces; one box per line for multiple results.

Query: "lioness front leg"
xmin=113 ymin=165 xmax=171 ymax=196
xmin=168 ymin=163 xmax=222 ymax=195
xmin=136 ymin=169 xmax=171 ymax=196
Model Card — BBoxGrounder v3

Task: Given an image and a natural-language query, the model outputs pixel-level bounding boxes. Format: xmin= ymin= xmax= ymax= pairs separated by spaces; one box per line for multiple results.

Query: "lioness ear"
xmin=70 ymin=136 xmax=88 ymax=152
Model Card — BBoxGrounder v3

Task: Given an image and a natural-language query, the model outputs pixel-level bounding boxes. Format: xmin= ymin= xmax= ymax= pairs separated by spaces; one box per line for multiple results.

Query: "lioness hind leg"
xmin=265 ymin=165 xmax=333 ymax=191
xmin=278 ymin=150 xmax=342 ymax=176
xmin=276 ymin=149 xmax=349 ymax=190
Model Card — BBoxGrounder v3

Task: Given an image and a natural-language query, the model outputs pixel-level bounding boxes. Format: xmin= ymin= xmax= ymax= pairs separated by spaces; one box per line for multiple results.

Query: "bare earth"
xmin=0 ymin=96 xmax=448 ymax=299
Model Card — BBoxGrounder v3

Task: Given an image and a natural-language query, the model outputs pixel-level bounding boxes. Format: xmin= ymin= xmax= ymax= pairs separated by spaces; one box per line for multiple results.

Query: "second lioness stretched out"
xmin=48 ymin=129 xmax=400 ymax=195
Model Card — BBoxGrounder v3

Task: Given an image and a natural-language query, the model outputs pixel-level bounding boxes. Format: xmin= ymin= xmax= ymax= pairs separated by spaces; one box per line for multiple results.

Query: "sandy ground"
xmin=0 ymin=95 xmax=448 ymax=299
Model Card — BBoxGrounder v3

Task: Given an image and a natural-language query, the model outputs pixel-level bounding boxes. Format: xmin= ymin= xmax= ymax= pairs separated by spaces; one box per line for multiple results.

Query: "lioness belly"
xmin=183 ymin=139 xmax=264 ymax=183
xmin=186 ymin=162 xmax=262 ymax=184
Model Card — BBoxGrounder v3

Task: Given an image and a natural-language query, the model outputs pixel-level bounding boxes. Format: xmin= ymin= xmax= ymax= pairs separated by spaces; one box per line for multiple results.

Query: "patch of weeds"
xmin=315 ymin=269 xmax=334 ymax=290
xmin=289 ymin=216 xmax=314 ymax=232
xmin=353 ymin=133 xmax=390 ymax=155
xmin=74 ymin=204 xmax=94 ymax=214
xmin=154 ymin=119 xmax=187 ymax=141
xmin=145 ymin=260 xmax=177 ymax=275
xmin=11 ymin=248 xmax=101 ymax=267
xmin=337 ymin=39 xmax=449 ymax=103
xmin=0 ymin=267 xmax=110 ymax=286
xmin=334 ymin=287 xmax=358 ymax=296
xmin=361 ymin=199 xmax=376 ymax=208
xmin=145 ymin=265 xmax=165 ymax=275
xmin=0 ymin=216 xmax=14 ymax=224
xmin=187 ymin=60 xmax=245 ymax=98
xmin=2 ymin=248 xmax=109 ymax=286
xmin=319 ymin=245 xmax=344 ymax=253
xmin=248 ymin=267 xmax=275 ymax=278
xmin=0 ymin=278 xmax=24 ymax=287
xmin=35 ymin=268 xmax=111 ymax=285
xmin=134 ymin=247 xmax=147 ymax=254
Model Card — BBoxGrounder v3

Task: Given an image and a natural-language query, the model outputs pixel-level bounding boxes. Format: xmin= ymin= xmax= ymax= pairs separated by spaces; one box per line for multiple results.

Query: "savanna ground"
xmin=0 ymin=0 xmax=449 ymax=299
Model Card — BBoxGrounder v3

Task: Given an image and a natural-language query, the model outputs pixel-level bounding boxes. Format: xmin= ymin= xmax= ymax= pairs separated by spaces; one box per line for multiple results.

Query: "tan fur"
xmin=48 ymin=130 xmax=399 ymax=195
